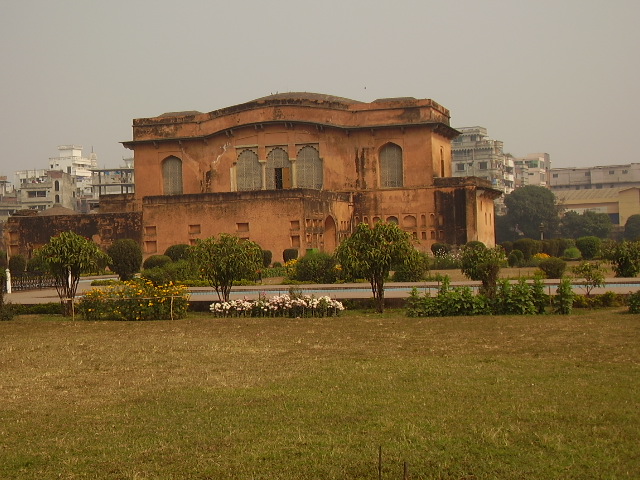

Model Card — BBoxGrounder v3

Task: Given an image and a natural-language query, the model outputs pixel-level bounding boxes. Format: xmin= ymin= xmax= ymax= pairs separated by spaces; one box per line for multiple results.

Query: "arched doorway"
xmin=324 ymin=216 xmax=337 ymax=253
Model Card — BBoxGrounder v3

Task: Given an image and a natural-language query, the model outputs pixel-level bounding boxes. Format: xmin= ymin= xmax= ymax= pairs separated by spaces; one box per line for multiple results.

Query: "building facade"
xmin=514 ymin=153 xmax=551 ymax=188
xmin=123 ymin=93 xmax=500 ymax=259
xmin=451 ymin=126 xmax=514 ymax=214
xmin=550 ymin=163 xmax=640 ymax=226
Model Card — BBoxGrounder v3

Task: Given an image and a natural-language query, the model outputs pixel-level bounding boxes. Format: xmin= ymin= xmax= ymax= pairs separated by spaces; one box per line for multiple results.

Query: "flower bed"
xmin=210 ymin=293 xmax=344 ymax=318
xmin=78 ymin=279 xmax=190 ymax=321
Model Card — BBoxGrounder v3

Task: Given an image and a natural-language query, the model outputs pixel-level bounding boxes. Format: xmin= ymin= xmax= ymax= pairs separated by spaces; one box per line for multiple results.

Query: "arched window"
xmin=162 ymin=156 xmax=183 ymax=195
xmin=55 ymin=194 xmax=60 ymax=203
xmin=54 ymin=180 xmax=60 ymax=192
xmin=297 ymin=146 xmax=323 ymax=189
xmin=265 ymin=147 xmax=291 ymax=190
xmin=380 ymin=143 xmax=403 ymax=187
xmin=236 ymin=149 xmax=262 ymax=191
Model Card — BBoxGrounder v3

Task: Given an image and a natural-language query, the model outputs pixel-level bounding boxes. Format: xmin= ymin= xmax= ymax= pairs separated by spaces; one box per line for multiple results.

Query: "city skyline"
xmin=1 ymin=1 xmax=638 ymax=176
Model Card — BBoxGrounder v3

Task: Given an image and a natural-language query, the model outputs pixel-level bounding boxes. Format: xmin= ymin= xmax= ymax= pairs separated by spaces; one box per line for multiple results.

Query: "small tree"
xmin=189 ymin=234 xmax=262 ymax=302
xmin=34 ymin=231 xmax=110 ymax=316
xmin=602 ymin=240 xmax=640 ymax=277
xmin=572 ymin=261 xmax=605 ymax=297
xmin=107 ymin=239 xmax=143 ymax=281
xmin=460 ymin=243 xmax=506 ymax=298
xmin=335 ymin=222 xmax=417 ymax=313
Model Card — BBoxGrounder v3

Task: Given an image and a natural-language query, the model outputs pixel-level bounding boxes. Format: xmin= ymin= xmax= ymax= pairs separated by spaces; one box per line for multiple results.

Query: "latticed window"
xmin=296 ymin=145 xmax=323 ymax=189
xmin=162 ymin=156 xmax=183 ymax=195
xmin=236 ymin=149 xmax=262 ymax=191
xmin=265 ymin=147 xmax=291 ymax=190
xmin=380 ymin=143 xmax=403 ymax=187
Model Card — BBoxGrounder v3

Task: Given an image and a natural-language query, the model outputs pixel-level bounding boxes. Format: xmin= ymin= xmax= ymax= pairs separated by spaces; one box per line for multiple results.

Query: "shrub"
xmin=572 ymin=261 xmax=605 ymax=297
xmin=210 ymin=293 xmax=344 ymax=318
xmin=553 ymin=277 xmax=574 ymax=314
xmin=406 ymin=279 xmax=489 ymax=317
xmin=430 ymin=242 xmax=451 ymax=256
xmin=628 ymin=291 xmax=640 ymax=313
xmin=460 ymin=243 xmax=505 ymax=297
xmin=164 ymin=244 xmax=190 ymax=262
xmin=431 ymin=250 xmax=461 ymax=269
xmin=513 ymin=238 xmax=542 ymax=261
xmin=576 ymin=236 xmax=601 ymax=260
xmin=283 ymin=248 xmax=298 ymax=262
xmin=26 ymin=255 xmax=49 ymax=273
xmin=392 ymin=252 xmax=430 ymax=282
xmin=500 ymin=241 xmax=513 ymax=254
xmin=262 ymin=250 xmax=272 ymax=268
xmin=292 ymin=251 xmax=338 ymax=284
xmin=538 ymin=257 xmax=567 ymax=279
xmin=541 ymin=239 xmax=562 ymax=257
xmin=141 ymin=260 xmax=195 ymax=285
xmin=8 ymin=255 xmax=27 ymax=275
xmin=562 ymin=247 xmax=582 ymax=260
xmin=602 ymin=240 xmax=640 ymax=277
xmin=78 ymin=279 xmax=189 ymax=321
xmin=107 ymin=239 xmax=143 ymax=281
xmin=143 ymin=254 xmax=172 ymax=270
xmin=507 ymin=249 xmax=524 ymax=267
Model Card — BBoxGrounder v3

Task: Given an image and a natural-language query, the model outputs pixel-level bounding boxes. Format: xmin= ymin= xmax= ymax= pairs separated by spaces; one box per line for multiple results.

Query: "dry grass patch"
xmin=1 ymin=310 xmax=639 ymax=479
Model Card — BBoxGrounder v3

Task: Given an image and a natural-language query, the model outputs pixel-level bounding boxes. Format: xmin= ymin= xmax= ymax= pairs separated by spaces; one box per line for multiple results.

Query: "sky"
xmin=1 ymin=0 xmax=638 ymax=175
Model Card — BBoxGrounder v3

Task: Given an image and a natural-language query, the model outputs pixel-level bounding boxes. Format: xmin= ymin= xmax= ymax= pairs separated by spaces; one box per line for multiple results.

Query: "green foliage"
xmin=560 ymin=210 xmax=612 ymax=239
xmin=508 ymin=249 xmax=524 ymax=267
xmin=500 ymin=241 xmax=513 ymax=254
xmin=140 ymin=260 xmax=196 ymax=285
xmin=430 ymin=249 xmax=461 ymax=269
xmin=562 ymin=246 xmax=582 ymax=260
xmin=335 ymin=222 xmax=417 ymax=312
xmin=572 ymin=261 xmax=605 ymax=297
xmin=460 ymin=243 xmax=505 ymax=297
xmin=143 ymin=254 xmax=172 ymax=270
xmin=628 ymin=291 xmax=640 ymax=313
xmin=392 ymin=252 xmax=430 ymax=282
xmin=406 ymin=279 xmax=489 ymax=317
xmin=531 ymin=276 xmax=549 ymax=314
xmin=283 ymin=248 xmax=298 ymax=262
xmin=261 ymin=250 xmax=272 ymax=268
xmin=575 ymin=236 xmax=601 ymax=260
xmin=78 ymin=279 xmax=189 ymax=321
xmin=430 ymin=242 xmax=451 ymax=255
xmin=107 ymin=239 xmax=143 ymax=281
xmin=0 ymin=250 xmax=7 ymax=270
xmin=624 ymin=214 xmax=640 ymax=241
xmin=291 ymin=251 xmax=338 ymax=283
xmin=503 ymin=185 xmax=561 ymax=240
xmin=494 ymin=279 xmax=537 ymax=315
xmin=8 ymin=255 xmax=27 ymax=275
xmin=513 ymin=238 xmax=542 ymax=261
xmin=554 ymin=277 xmax=574 ymax=314
xmin=538 ymin=257 xmax=567 ymax=279
xmin=163 ymin=244 xmax=190 ymax=262
xmin=189 ymin=234 xmax=263 ymax=302
xmin=26 ymin=255 xmax=48 ymax=273
xmin=602 ymin=240 xmax=640 ymax=277
xmin=541 ymin=239 xmax=562 ymax=257
xmin=34 ymin=231 xmax=111 ymax=316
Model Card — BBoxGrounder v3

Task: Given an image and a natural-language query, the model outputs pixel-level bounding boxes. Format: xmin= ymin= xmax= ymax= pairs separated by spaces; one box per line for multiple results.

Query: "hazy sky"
xmin=1 ymin=0 xmax=638 ymax=175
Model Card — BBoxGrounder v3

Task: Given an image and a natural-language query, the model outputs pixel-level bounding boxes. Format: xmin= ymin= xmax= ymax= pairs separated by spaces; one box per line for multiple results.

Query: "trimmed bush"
xmin=538 ymin=257 xmax=567 ymax=279
xmin=164 ymin=244 xmax=190 ymax=262
xmin=430 ymin=242 xmax=451 ymax=255
xmin=283 ymin=248 xmax=298 ymax=262
xmin=107 ymin=239 xmax=143 ymax=281
xmin=562 ymin=247 xmax=582 ymax=260
xmin=576 ymin=236 xmax=601 ymax=260
xmin=392 ymin=252 xmax=430 ymax=282
xmin=143 ymin=254 xmax=172 ymax=270
xmin=262 ymin=250 xmax=272 ymax=268
xmin=508 ymin=249 xmax=524 ymax=267
xmin=8 ymin=255 xmax=27 ymax=275
xmin=292 ymin=251 xmax=337 ymax=284
xmin=513 ymin=238 xmax=542 ymax=261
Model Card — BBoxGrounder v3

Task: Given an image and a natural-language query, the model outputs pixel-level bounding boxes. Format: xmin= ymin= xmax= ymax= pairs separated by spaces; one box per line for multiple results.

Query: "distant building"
xmin=550 ymin=163 xmax=640 ymax=226
xmin=16 ymin=170 xmax=76 ymax=211
xmin=514 ymin=153 xmax=551 ymax=188
xmin=451 ymin=126 xmax=514 ymax=213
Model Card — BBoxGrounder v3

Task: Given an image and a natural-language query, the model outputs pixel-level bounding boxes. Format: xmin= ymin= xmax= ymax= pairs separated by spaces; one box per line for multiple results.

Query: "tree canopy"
xmin=560 ymin=210 xmax=612 ymax=239
xmin=35 ymin=231 xmax=110 ymax=315
xmin=189 ymin=234 xmax=262 ymax=302
xmin=501 ymin=186 xmax=561 ymax=241
xmin=624 ymin=214 xmax=640 ymax=241
xmin=335 ymin=222 xmax=417 ymax=313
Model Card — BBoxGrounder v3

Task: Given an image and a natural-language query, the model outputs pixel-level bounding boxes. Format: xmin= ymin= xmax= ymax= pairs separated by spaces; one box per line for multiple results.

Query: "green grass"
xmin=1 ymin=310 xmax=639 ymax=479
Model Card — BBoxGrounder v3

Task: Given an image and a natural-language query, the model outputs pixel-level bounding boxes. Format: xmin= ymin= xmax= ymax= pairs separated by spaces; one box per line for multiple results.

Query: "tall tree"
xmin=189 ymin=234 xmax=262 ymax=302
xmin=35 ymin=231 xmax=110 ymax=316
xmin=560 ymin=210 xmax=612 ymax=239
xmin=503 ymin=186 xmax=561 ymax=240
xmin=335 ymin=222 xmax=417 ymax=313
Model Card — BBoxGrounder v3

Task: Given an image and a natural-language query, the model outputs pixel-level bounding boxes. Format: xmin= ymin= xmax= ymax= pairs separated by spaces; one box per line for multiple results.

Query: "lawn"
xmin=1 ymin=309 xmax=638 ymax=479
